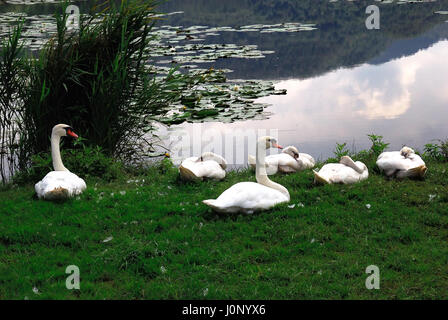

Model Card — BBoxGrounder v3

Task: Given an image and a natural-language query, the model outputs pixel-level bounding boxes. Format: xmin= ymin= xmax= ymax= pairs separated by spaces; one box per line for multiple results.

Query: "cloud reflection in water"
xmin=165 ymin=40 xmax=448 ymax=164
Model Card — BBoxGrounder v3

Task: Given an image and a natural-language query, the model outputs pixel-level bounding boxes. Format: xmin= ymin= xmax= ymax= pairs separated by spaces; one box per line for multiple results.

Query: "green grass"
xmin=0 ymin=159 xmax=447 ymax=299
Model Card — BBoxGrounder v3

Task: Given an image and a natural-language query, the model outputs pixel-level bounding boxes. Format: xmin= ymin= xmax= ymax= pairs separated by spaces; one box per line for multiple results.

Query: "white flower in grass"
xmin=429 ymin=194 xmax=437 ymax=202
xmin=102 ymin=236 xmax=113 ymax=243
xmin=203 ymin=288 xmax=209 ymax=296
xmin=310 ymin=238 xmax=316 ymax=243
xmin=298 ymin=203 xmax=305 ymax=208
xmin=160 ymin=266 xmax=167 ymax=274
xmin=110 ymin=192 xmax=114 ymax=197
xmin=366 ymin=204 xmax=371 ymax=209
xmin=119 ymin=191 xmax=126 ymax=196
xmin=288 ymin=204 xmax=296 ymax=209
xmin=317 ymin=270 xmax=322 ymax=275
xmin=32 ymin=287 xmax=40 ymax=295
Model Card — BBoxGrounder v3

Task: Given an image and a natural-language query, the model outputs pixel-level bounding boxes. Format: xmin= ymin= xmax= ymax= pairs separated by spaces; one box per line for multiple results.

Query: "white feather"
xmin=35 ymin=171 xmax=86 ymax=200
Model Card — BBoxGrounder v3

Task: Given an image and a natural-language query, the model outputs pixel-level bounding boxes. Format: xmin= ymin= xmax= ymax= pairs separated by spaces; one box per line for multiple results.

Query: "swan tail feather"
xmin=179 ymin=165 xmax=201 ymax=181
xmin=313 ymin=170 xmax=330 ymax=185
xmin=408 ymin=165 xmax=427 ymax=178
xmin=44 ymin=187 xmax=70 ymax=201
xmin=202 ymin=199 xmax=222 ymax=212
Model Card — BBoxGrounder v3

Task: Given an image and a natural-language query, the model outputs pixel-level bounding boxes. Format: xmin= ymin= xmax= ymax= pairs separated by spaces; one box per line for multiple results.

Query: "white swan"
xmin=248 ymin=145 xmax=315 ymax=174
xmin=313 ymin=156 xmax=368 ymax=184
xmin=203 ymin=136 xmax=290 ymax=214
xmin=179 ymin=152 xmax=227 ymax=181
xmin=376 ymin=146 xmax=427 ymax=179
xmin=35 ymin=124 xmax=86 ymax=200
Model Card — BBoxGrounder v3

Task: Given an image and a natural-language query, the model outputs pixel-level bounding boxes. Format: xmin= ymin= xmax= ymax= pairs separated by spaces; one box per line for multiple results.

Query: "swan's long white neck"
xmin=51 ymin=133 xmax=68 ymax=171
xmin=256 ymin=141 xmax=290 ymax=200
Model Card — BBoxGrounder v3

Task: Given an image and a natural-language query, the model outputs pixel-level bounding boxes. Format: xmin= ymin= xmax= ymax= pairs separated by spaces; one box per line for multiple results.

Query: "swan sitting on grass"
xmin=313 ymin=156 xmax=368 ymax=185
xmin=35 ymin=124 xmax=86 ymax=201
xmin=376 ymin=146 xmax=427 ymax=179
xmin=179 ymin=152 xmax=227 ymax=181
xmin=248 ymin=145 xmax=315 ymax=174
xmin=203 ymin=136 xmax=290 ymax=214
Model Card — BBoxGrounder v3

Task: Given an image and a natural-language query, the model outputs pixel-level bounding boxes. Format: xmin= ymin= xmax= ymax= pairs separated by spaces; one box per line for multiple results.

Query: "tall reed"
xmin=20 ymin=0 xmax=173 ymax=164
xmin=0 ymin=21 xmax=27 ymax=182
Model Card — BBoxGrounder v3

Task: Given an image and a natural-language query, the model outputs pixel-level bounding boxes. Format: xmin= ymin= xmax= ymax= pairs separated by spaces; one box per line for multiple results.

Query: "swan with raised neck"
xmin=51 ymin=124 xmax=77 ymax=171
xmin=35 ymin=124 xmax=85 ymax=201
xmin=255 ymin=137 xmax=290 ymax=200
xmin=202 ymin=136 xmax=290 ymax=213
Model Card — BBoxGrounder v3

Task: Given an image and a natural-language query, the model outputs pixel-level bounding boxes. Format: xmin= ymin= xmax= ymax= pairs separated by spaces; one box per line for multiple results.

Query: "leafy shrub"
xmin=333 ymin=142 xmax=351 ymax=159
xmin=367 ymin=134 xmax=389 ymax=157
xmin=328 ymin=134 xmax=389 ymax=171
xmin=424 ymin=139 xmax=448 ymax=161
xmin=13 ymin=142 xmax=123 ymax=185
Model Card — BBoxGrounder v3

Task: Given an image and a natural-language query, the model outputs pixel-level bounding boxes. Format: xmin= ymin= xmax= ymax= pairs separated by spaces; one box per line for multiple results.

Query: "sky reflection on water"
xmin=2 ymin=0 xmax=448 ymax=166
xmin=164 ymin=39 xmax=448 ymax=165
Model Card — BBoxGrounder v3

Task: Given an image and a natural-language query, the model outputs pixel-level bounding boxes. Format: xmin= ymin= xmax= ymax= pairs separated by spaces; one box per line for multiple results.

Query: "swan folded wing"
xmin=35 ymin=171 xmax=86 ymax=199
xmin=317 ymin=163 xmax=367 ymax=184
xmin=277 ymin=153 xmax=315 ymax=172
xmin=181 ymin=158 xmax=225 ymax=180
xmin=275 ymin=153 xmax=300 ymax=171
xmin=205 ymin=182 xmax=288 ymax=213
xmin=377 ymin=152 xmax=425 ymax=171
xmin=298 ymin=153 xmax=316 ymax=168
xmin=197 ymin=161 xmax=226 ymax=179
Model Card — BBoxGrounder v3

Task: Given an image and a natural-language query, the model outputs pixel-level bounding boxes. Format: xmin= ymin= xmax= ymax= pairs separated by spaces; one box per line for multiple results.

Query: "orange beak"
xmin=273 ymin=143 xmax=283 ymax=149
xmin=66 ymin=129 xmax=78 ymax=139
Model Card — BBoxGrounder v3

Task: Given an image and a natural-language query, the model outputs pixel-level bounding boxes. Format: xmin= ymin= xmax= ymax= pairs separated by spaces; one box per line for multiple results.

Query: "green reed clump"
xmin=19 ymin=0 xmax=187 ymax=166
xmin=0 ymin=21 xmax=27 ymax=182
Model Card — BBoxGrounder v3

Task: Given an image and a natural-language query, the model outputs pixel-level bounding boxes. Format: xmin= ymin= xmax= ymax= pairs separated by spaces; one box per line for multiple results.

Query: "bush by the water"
xmin=327 ymin=134 xmax=390 ymax=169
xmin=424 ymin=139 xmax=448 ymax=162
xmin=13 ymin=140 xmax=123 ymax=185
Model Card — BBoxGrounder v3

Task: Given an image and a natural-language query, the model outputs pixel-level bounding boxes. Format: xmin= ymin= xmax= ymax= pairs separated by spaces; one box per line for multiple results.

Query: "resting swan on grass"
xmin=179 ymin=152 xmax=227 ymax=181
xmin=248 ymin=145 xmax=315 ymax=174
xmin=313 ymin=156 xmax=368 ymax=185
xmin=203 ymin=136 xmax=290 ymax=214
xmin=376 ymin=146 xmax=427 ymax=179
xmin=35 ymin=124 xmax=86 ymax=201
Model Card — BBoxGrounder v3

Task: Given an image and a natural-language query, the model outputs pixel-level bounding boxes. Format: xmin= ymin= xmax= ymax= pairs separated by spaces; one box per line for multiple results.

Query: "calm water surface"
xmin=2 ymin=0 xmax=448 ymax=164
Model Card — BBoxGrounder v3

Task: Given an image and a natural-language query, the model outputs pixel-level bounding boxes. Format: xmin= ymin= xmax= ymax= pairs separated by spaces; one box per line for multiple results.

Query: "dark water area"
xmin=2 ymin=0 xmax=448 ymax=164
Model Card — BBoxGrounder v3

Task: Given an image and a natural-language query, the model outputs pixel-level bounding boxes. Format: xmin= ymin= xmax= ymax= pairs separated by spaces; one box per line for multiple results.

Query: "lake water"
xmin=2 ymin=0 xmax=448 ymax=165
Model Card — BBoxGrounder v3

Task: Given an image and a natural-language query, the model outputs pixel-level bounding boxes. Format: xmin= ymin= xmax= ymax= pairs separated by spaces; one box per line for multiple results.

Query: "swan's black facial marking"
xmin=64 ymin=126 xmax=78 ymax=139
xmin=293 ymin=152 xmax=299 ymax=159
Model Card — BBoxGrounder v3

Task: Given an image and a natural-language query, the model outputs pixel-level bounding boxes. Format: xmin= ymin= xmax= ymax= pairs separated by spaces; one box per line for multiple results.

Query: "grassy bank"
xmin=1 ymin=158 xmax=447 ymax=299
